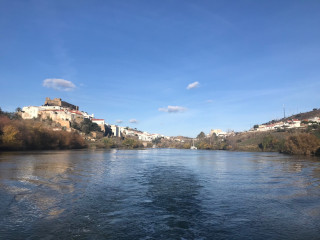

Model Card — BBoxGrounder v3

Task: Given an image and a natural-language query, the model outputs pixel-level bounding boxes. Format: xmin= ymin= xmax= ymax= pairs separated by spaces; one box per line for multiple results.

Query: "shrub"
xmin=0 ymin=116 xmax=86 ymax=150
xmin=122 ymin=138 xmax=143 ymax=149
xmin=258 ymin=135 xmax=280 ymax=151
xmin=283 ymin=133 xmax=320 ymax=155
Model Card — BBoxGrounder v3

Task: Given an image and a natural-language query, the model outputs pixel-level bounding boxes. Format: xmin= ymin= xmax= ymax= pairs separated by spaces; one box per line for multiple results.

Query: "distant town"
xmin=249 ymin=117 xmax=320 ymax=132
xmin=20 ymin=97 xmax=320 ymax=142
xmin=20 ymin=97 xmax=170 ymax=142
xmin=0 ymin=96 xmax=316 ymax=155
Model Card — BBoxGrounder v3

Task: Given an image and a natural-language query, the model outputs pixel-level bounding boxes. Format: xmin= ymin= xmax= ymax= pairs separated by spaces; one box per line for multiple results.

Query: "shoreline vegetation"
xmin=0 ymin=112 xmax=86 ymax=151
xmin=191 ymin=130 xmax=320 ymax=156
xmin=0 ymin=109 xmax=145 ymax=151
xmin=1 ymin=108 xmax=320 ymax=156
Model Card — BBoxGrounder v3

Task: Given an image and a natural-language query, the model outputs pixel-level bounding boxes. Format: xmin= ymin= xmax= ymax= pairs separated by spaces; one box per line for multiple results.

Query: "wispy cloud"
xmin=206 ymin=99 xmax=213 ymax=103
xmin=158 ymin=105 xmax=187 ymax=113
xmin=129 ymin=119 xmax=138 ymax=123
xmin=116 ymin=120 xmax=123 ymax=124
xmin=43 ymin=78 xmax=76 ymax=91
xmin=186 ymin=81 xmax=199 ymax=90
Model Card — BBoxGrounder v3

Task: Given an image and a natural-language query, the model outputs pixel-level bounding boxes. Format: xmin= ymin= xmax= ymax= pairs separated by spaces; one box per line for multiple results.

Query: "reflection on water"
xmin=0 ymin=149 xmax=320 ymax=239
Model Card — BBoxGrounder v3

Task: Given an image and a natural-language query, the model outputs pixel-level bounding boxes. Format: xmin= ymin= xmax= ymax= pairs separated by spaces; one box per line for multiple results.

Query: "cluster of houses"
xmin=250 ymin=117 xmax=320 ymax=132
xmin=122 ymin=128 xmax=168 ymax=142
xmin=209 ymin=129 xmax=229 ymax=137
xmin=21 ymin=97 xmax=103 ymax=131
xmin=21 ymin=97 xmax=168 ymax=141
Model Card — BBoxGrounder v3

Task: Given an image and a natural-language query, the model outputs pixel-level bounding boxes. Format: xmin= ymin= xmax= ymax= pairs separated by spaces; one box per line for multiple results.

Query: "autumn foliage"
xmin=0 ymin=115 xmax=86 ymax=151
xmin=282 ymin=133 xmax=320 ymax=155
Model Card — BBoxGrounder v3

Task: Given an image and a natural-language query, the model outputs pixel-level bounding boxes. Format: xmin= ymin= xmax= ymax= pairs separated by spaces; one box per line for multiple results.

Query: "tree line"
xmin=0 ymin=108 xmax=86 ymax=150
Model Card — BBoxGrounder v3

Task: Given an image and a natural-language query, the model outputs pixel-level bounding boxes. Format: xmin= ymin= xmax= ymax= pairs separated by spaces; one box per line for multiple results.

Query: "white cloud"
xmin=186 ymin=81 xmax=199 ymax=90
xmin=158 ymin=105 xmax=187 ymax=113
xmin=116 ymin=120 xmax=123 ymax=124
xmin=206 ymin=99 xmax=213 ymax=103
xmin=129 ymin=119 xmax=138 ymax=123
xmin=43 ymin=78 xmax=76 ymax=91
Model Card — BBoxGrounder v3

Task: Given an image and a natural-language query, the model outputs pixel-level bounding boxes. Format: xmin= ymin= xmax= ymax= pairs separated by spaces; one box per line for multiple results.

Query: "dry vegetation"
xmin=282 ymin=133 xmax=320 ymax=155
xmin=0 ymin=115 xmax=86 ymax=151
xmin=224 ymin=129 xmax=320 ymax=156
xmin=154 ymin=128 xmax=320 ymax=156
xmin=92 ymin=137 xmax=144 ymax=149
xmin=0 ymin=109 xmax=146 ymax=151
xmin=1 ymin=107 xmax=320 ymax=156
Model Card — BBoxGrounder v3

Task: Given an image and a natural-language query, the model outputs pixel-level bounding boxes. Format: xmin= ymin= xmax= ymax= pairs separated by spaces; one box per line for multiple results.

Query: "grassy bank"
xmin=225 ymin=131 xmax=320 ymax=156
xmin=153 ymin=128 xmax=320 ymax=156
xmin=88 ymin=137 xmax=145 ymax=149
xmin=192 ymin=129 xmax=320 ymax=156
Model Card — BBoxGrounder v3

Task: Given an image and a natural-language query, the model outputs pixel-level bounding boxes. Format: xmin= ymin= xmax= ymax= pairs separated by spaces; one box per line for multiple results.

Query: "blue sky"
xmin=1 ymin=0 xmax=320 ymax=137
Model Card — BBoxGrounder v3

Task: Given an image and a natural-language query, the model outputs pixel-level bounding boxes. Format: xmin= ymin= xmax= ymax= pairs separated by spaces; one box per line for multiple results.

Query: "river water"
xmin=0 ymin=149 xmax=320 ymax=239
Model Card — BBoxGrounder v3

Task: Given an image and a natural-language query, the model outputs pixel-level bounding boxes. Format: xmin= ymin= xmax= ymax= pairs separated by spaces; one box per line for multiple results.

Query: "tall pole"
xmin=283 ymin=104 xmax=286 ymax=119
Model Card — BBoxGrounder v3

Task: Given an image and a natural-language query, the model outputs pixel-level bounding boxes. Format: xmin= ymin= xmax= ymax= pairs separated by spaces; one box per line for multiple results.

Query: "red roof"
xmin=92 ymin=119 xmax=104 ymax=121
xmin=70 ymin=110 xmax=82 ymax=115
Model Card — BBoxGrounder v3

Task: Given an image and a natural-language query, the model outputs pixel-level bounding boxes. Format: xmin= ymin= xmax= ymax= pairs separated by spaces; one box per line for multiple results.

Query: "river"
xmin=0 ymin=149 xmax=320 ymax=239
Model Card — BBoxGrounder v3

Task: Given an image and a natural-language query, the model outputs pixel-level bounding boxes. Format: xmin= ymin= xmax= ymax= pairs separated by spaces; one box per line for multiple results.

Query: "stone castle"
xmin=44 ymin=97 xmax=79 ymax=110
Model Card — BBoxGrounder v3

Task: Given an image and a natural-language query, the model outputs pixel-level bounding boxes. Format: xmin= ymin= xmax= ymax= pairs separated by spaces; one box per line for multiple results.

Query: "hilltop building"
xmin=20 ymin=97 xmax=170 ymax=140
xmin=21 ymin=106 xmax=40 ymax=119
xmin=21 ymin=97 xmax=98 ymax=132
xmin=92 ymin=119 xmax=106 ymax=132
xmin=110 ymin=125 xmax=123 ymax=137
xmin=209 ymin=129 xmax=227 ymax=137
xmin=44 ymin=97 xmax=79 ymax=110
xmin=250 ymin=119 xmax=312 ymax=132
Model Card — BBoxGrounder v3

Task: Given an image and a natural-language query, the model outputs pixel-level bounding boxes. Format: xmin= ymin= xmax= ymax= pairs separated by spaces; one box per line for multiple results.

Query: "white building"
xmin=137 ymin=132 xmax=153 ymax=142
xmin=21 ymin=106 xmax=40 ymax=119
xmin=110 ymin=124 xmax=122 ymax=137
xmin=309 ymin=117 xmax=320 ymax=123
xmin=82 ymin=112 xmax=94 ymax=119
xmin=92 ymin=119 xmax=105 ymax=132
xmin=92 ymin=119 xmax=105 ymax=126
xmin=40 ymin=106 xmax=64 ymax=111
xmin=210 ymin=129 xmax=227 ymax=136
xmin=286 ymin=119 xmax=301 ymax=128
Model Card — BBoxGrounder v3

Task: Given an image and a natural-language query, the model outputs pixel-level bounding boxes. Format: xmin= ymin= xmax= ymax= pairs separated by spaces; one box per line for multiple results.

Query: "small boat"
xmin=190 ymin=139 xmax=197 ymax=150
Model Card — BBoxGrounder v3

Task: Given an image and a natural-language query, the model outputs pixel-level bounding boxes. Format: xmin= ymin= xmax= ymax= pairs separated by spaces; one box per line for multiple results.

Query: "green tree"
xmin=77 ymin=118 xmax=102 ymax=134
xmin=104 ymin=124 xmax=113 ymax=137
xmin=258 ymin=135 xmax=279 ymax=151
xmin=71 ymin=121 xmax=80 ymax=130
xmin=122 ymin=138 xmax=142 ymax=149
xmin=1 ymin=125 xmax=22 ymax=149
xmin=197 ymin=131 xmax=206 ymax=139
xmin=152 ymin=137 xmax=162 ymax=144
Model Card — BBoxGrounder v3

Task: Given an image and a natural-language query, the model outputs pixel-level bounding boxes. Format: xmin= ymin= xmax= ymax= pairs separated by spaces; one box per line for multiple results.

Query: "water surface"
xmin=1 ymin=149 xmax=320 ymax=239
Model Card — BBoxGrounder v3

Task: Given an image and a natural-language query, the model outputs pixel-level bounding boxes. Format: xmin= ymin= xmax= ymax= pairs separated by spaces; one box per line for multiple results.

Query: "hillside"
xmin=265 ymin=108 xmax=320 ymax=125
xmin=187 ymin=107 xmax=320 ymax=156
xmin=0 ymin=114 xmax=86 ymax=151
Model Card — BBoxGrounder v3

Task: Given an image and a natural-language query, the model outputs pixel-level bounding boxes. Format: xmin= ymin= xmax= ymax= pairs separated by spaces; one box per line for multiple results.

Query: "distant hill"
xmin=264 ymin=108 xmax=320 ymax=125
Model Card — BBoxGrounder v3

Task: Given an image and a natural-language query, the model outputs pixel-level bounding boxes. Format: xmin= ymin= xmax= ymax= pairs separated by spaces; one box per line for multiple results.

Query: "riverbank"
xmin=154 ymin=130 xmax=320 ymax=157
xmin=224 ymin=130 xmax=320 ymax=156
xmin=87 ymin=137 xmax=145 ymax=150
xmin=0 ymin=115 xmax=86 ymax=151
xmin=1 ymin=112 xmax=319 ymax=156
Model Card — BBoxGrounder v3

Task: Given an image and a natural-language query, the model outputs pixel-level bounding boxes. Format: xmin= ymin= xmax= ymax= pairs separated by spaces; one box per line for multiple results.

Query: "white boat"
xmin=190 ymin=139 xmax=197 ymax=150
